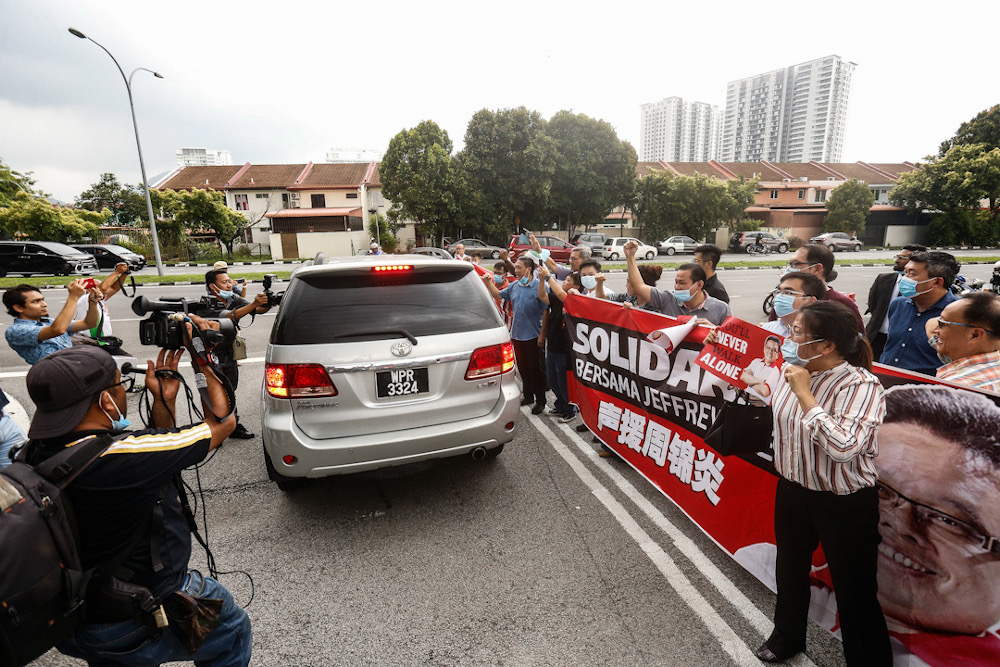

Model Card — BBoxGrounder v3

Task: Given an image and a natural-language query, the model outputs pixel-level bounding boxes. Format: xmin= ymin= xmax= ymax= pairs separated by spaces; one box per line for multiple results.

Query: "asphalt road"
xmin=4 ymin=252 xmax=994 ymax=666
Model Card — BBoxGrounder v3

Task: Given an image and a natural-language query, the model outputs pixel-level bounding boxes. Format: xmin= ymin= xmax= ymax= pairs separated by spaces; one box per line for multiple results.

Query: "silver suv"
xmin=261 ymin=255 xmax=519 ymax=490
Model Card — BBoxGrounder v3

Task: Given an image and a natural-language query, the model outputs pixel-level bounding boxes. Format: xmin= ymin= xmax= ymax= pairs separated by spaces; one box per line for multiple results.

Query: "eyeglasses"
xmin=937 ymin=317 xmax=994 ymax=335
xmin=107 ymin=376 xmax=136 ymax=393
xmin=877 ymin=481 xmax=1000 ymax=555
xmin=786 ymin=260 xmax=812 ymax=269
xmin=788 ymin=327 xmax=820 ymax=342
xmin=771 ymin=287 xmax=806 ymax=297
xmin=894 ymin=254 xmax=911 ymax=261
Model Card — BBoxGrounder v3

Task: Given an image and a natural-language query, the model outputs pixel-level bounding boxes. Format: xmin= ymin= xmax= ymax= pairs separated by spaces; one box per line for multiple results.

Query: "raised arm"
xmin=624 ymin=241 xmax=652 ymax=303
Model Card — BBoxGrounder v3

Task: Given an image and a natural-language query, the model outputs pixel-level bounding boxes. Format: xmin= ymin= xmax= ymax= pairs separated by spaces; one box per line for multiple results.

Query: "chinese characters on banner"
xmin=562 ymin=294 xmax=1000 ymax=666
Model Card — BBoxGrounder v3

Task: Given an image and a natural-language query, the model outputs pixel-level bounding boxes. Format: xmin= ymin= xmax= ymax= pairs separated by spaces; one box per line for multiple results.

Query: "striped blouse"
xmin=770 ymin=361 xmax=885 ymax=495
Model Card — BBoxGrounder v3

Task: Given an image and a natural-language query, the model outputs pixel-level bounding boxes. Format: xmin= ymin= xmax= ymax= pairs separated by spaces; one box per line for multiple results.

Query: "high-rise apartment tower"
xmin=639 ymin=97 xmax=720 ymax=162
xmin=719 ymin=55 xmax=855 ymax=163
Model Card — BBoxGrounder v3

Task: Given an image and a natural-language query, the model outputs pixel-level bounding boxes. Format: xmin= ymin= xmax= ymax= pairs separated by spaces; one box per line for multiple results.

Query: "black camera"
xmin=262 ymin=274 xmax=283 ymax=307
xmin=131 ymin=296 xmax=235 ymax=349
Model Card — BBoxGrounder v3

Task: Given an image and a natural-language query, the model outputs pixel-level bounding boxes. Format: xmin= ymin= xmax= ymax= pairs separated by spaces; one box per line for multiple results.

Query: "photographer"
xmin=4 ymin=279 xmax=102 ymax=365
xmin=23 ymin=319 xmax=251 ymax=665
xmin=74 ymin=261 xmax=135 ymax=357
xmin=205 ymin=269 xmax=270 ymax=440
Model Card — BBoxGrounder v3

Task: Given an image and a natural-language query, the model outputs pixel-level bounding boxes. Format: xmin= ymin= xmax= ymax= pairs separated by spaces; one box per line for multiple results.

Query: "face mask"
xmin=780 ymin=338 xmax=825 ymax=367
xmin=673 ymin=289 xmax=692 ymax=303
xmin=581 ymin=275 xmax=598 ymax=290
xmin=217 ymin=289 xmax=234 ymax=299
xmin=773 ymin=293 xmax=798 ymax=318
xmin=101 ymin=392 xmax=131 ymax=432
xmin=898 ymin=276 xmax=933 ymax=299
xmin=519 ymin=275 xmax=531 ymax=286
xmin=783 ymin=262 xmax=818 ymax=276
xmin=493 ymin=274 xmax=505 ymax=285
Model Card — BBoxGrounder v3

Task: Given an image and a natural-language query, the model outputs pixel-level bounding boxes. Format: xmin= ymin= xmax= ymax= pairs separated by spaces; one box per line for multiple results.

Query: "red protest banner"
xmin=562 ymin=294 xmax=1000 ymax=666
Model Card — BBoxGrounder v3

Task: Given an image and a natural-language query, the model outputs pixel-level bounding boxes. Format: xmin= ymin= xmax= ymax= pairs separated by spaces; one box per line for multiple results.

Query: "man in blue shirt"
xmin=3 ymin=280 xmax=101 ymax=365
xmin=482 ymin=255 xmax=548 ymax=413
xmin=880 ymin=251 xmax=960 ymax=376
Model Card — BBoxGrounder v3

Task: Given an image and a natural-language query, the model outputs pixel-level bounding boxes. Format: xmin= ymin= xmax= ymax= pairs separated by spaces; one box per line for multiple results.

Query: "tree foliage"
xmin=890 ymin=144 xmax=1000 ymax=224
xmin=171 ymin=188 xmax=248 ymax=258
xmin=824 ymin=178 xmax=875 ymax=233
xmin=633 ymin=171 xmax=757 ymax=242
xmin=0 ymin=192 xmax=102 ymax=242
xmin=544 ymin=111 xmax=637 ymax=230
xmin=939 ymin=105 xmax=1000 ymax=156
xmin=0 ymin=157 xmax=40 ymax=205
xmin=75 ymin=173 xmax=147 ymax=224
xmin=380 ymin=120 xmax=462 ymax=243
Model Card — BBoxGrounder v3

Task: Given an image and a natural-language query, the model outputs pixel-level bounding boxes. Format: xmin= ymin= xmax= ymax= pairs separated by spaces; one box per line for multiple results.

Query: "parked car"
xmin=443 ymin=238 xmax=505 ymax=259
xmin=569 ymin=232 xmax=610 ymax=253
xmin=261 ymin=255 xmax=519 ymax=490
xmin=809 ymin=232 xmax=863 ymax=252
xmin=602 ymin=237 xmax=657 ymax=261
xmin=729 ymin=231 xmax=789 ymax=254
xmin=507 ymin=234 xmax=575 ymax=263
xmin=72 ymin=243 xmax=147 ymax=271
xmin=657 ymin=236 xmax=699 ymax=256
xmin=0 ymin=241 xmax=98 ymax=277
xmin=410 ymin=247 xmax=453 ymax=259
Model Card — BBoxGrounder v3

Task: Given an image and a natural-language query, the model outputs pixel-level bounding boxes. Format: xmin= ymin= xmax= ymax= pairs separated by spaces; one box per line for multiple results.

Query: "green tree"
xmin=459 ymin=107 xmax=556 ymax=230
xmin=368 ymin=213 xmax=400 ymax=252
xmin=0 ymin=192 xmax=102 ymax=242
xmin=890 ymin=144 xmax=1000 ymax=225
xmin=939 ymin=104 xmax=1000 ymax=156
xmin=634 ymin=171 xmax=757 ymax=242
xmin=823 ymin=178 xmax=875 ymax=233
xmin=173 ymin=188 xmax=247 ymax=258
xmin=0 ymin=157 xmax=40 ymax=204
xmin=380 ymin=120 xmax=461 ymax=244
xmin=544 ymin=110 xmax=637 ymax=231
xmin=75 ymin=173 xmax=146 ymax=224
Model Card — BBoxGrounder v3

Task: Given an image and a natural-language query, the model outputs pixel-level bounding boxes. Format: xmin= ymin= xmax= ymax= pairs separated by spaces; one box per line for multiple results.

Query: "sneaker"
xmin=558 ymin=413 xmax=576 ymax=424
xmin=531 ymin=402 xmax=545 ymax=415
xmin=520 ymin=396 xmax=533 ymax=406
xmin=547 ymin=408 xmax=563 ymax=415
xmin=229 ymin=423 xmax=255 ymax=440
xmin=575 ymin=423 xmax=590 ymax=433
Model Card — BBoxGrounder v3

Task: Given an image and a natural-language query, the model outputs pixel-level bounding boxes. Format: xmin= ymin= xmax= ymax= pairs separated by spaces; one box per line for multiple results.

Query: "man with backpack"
xmin=16 ymin=318 xmax=251 ymax=665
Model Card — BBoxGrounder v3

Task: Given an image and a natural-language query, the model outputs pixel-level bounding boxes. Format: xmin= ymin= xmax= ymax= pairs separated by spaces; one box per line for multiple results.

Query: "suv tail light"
xmin=465 ymin=342 xmax=515 ymax=380
xmin=265 ymin=363 xmax=337 ymax=398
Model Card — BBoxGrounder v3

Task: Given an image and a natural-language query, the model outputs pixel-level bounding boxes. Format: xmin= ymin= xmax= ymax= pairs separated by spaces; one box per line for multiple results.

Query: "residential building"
xmin=719 ymin=55 xmax=856 ymax=163
xmin=326 ymin=148 xmax=383 ymax=163
xmin=156 ymin=162 xmax=399 ymax=259
xmin=639 ymin=97 xmax=720 ymax=162
xmin=175 ymin=147 xmax=234 ymax=167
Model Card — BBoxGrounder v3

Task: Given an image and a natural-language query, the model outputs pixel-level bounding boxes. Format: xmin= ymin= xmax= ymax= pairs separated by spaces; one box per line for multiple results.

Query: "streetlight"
xmin=68 ymin=27 xmax=166 ymax=276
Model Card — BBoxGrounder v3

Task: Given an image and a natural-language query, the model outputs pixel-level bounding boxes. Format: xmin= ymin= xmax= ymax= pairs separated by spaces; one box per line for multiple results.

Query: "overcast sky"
xmin=2 ymin=0 xmax=995 ymax=202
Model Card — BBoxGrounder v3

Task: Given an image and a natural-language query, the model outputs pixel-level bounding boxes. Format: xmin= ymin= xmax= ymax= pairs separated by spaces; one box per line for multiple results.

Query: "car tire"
xmin=263 ymin=447 xmax=310 ymax=492
xmin=665 ymin=247 xmax=676 ymax=256
xmin=491 ymin=250 xmax=501 ymax=259
xmin=0 ymin=268 xmax=5 ymax=278
xmin=645 ymin=251 xmax=655 ymax=260
xmin=745 ymin=245 xmax=755 ymax=255
xmin=610 ymin=252 xmax=620 ymax=261
xmin=853 ymin=244 xmax=861 ymax=252
xmin=777 ymin=243 xmax=788 ymax=253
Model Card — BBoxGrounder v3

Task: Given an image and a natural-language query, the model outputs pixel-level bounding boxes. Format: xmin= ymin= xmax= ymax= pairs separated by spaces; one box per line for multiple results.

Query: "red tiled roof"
xmin=228 ymin=164 xmax=306 ymax=189
xmin=664 ymin=162 xmax=728 ymax=178
xmin=719 ymin=162 xmax=789 ymax=181
xmin=767 ymin=162 xmax=837 ymax=180
xmin=157 ymin=165 xmax=243 ymax=191
xmin=294 ymin=163 xmax=370 ymax=189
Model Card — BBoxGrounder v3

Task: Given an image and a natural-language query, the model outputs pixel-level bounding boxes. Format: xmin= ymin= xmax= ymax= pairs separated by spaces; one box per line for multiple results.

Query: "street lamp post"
xmin=69 ymin=28 xmax=166 ymax=276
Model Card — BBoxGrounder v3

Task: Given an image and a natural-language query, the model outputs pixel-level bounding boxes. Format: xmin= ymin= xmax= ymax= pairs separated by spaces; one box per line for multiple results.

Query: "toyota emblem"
xmin=391 ymin=341 xmax=412 ymax=357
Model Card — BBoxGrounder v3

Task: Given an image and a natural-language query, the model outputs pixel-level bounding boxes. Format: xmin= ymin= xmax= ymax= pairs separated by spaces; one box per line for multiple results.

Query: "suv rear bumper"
xmin=261 ymin=379 xmax=520 ymax=478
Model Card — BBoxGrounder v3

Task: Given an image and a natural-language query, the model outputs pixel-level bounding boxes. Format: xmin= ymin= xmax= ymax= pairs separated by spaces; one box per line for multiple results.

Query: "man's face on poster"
xmin=763 ymin=338 xmax=780 ymax=365
xmin=877 ymin=423 xmax=1000 ymax=634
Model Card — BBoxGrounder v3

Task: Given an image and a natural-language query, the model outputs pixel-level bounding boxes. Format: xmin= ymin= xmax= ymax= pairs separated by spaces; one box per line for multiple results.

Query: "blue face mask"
xmin=493 ymin=274 xmax=505 ymax=285
xmin=519 ymin=275 xmax=531 ymax=286
xmin=217 ymin=289 xmax=234 ymax=299
xmin=581 ymin=275 xmax=598 ymax=290
xmin=898 ymin=276 xmax=933 ymax=299
xmin=780 ymin=338 xmax=825 ymax=367
xmin=101 ymin=393 xmax=131 ymax=432
xmin=773 ymin=293 xmax=798 ymax=318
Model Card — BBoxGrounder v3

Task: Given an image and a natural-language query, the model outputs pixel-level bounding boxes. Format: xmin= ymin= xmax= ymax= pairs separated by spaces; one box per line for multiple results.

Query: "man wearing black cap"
xmin=23 ymin=323 xmax=251 ymax=665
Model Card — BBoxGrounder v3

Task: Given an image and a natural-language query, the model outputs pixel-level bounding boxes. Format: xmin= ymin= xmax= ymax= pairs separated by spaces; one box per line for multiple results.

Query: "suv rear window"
xmin=271 ymin=266 xmax=503 ymax=345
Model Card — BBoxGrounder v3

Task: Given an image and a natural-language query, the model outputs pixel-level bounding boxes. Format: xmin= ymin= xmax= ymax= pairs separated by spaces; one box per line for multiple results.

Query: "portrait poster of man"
xmin=562 ymin=295 xmax=1000 ymax=666
xmin=695 ymin=317 xmax=785 ymax=403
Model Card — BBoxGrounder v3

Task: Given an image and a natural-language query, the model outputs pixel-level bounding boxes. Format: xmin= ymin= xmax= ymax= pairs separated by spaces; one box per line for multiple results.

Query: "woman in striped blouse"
xmin=756 ymin=301 xmax=891 ymax=666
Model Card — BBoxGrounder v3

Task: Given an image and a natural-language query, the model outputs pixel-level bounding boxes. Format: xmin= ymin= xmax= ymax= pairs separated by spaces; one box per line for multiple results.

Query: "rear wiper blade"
xmin=331 ymin=329 xmax=418 ymax=345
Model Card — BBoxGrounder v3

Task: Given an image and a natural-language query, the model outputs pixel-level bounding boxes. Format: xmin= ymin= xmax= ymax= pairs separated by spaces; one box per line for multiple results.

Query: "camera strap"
xmin=181 ymin=320 xmax=237 ymax=423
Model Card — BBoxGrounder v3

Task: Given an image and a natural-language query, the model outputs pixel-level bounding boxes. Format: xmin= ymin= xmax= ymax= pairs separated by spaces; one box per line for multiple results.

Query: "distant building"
xmin=719 ymin=55 xmax=855 ymax=163
xmin=639 ymin=97 xmax=720 ymax=162
xmin=326 ymin=148 xmax=382 ymax=163
xmin=175 ymin=147 xmax=234 ymax=167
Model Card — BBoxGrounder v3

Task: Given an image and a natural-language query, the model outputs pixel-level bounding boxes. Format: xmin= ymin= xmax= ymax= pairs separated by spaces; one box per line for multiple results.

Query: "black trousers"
xmin=770 ymin=477 xmax=891 ymax=666
xmin=869 ymin=331 xmax=888 ymax=363
xmin=511 ymin=338 xmax=546 ymax=404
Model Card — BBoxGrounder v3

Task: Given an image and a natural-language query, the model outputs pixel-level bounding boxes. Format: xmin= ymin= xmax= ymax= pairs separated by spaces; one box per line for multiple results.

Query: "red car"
xmin=507 ymin=234 xmax=575 ymax=263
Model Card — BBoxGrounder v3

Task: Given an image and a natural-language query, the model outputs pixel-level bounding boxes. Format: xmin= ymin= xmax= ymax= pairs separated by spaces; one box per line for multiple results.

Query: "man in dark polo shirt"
xmin=693 ymin=244 xmax=730 ymax=304
xmin=24 ymin=322 xmax=250 ymax=665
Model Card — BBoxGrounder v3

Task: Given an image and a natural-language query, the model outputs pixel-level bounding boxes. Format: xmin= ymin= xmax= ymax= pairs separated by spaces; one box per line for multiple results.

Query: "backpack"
xmin=0 ymin=435 xmax=112 ymax=666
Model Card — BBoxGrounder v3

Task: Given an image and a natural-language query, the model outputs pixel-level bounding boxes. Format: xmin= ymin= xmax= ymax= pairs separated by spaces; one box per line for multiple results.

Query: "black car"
xmin=73 ymin=244 xmax=147 ymax=271
xmin=0 ymin=241 xmax=98 ymax=277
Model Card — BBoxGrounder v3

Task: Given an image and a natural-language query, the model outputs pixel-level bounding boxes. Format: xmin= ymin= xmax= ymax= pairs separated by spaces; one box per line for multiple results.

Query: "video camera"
xmin=262 ymin=274 xmax=283 ymax=308
xmin=131 ymin=296 xmax=236 ymax=350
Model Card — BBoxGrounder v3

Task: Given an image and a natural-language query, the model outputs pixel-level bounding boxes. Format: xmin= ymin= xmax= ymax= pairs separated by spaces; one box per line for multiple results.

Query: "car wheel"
xmin=263 ymin=447 xmax=310 ymax=492
xmin=853 ymin=244 xmax=861 ymax=252
xmin=645 ymin=251 xmax=655 ymax=260
xmin=0 ymin=268 xmax=5 ymax=277
xmin=610 ymin=252 xmax=620 ymax=261
xmin=491 ymin=250 xmax=501 ymax=259
xmin=777 ymin=243 xmax=788 ymax=253
xmin=665 ymin=247 xmax=676 ymax=256
xmin=745 ymin=245 xmax=755 ymax=254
